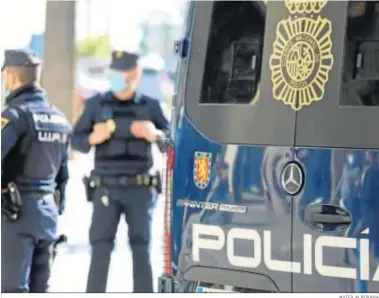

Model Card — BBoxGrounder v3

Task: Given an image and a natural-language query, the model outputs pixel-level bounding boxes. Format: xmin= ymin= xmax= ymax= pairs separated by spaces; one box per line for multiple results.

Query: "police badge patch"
xmin=1 ymin=117 xmax=9 ymax=129
xmin=193 ymin=151 xmax=212 ymax=189
xmin=269 ymin=0 xmax=334 ymax=111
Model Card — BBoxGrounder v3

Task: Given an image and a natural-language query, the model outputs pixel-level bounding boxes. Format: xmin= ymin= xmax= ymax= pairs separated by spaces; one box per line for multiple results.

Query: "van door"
xmin=292 ymin=1 xmax=379 ymax=292
xmin=174 ymin=1 xmax=297 ymax=292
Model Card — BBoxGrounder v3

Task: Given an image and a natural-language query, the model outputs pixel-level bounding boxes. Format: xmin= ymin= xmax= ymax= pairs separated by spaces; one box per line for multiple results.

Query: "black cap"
xmin=1 ymin=48 xmax=42 ymax=71
xmin=109 ymin=51 xmax=139 ymax=71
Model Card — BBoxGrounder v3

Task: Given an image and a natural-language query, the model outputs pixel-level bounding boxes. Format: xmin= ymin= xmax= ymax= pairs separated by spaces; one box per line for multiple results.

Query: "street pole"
xmin=43 ymin=1 xmax=76 ymax=125
xmin=43 ymin=1 xmax=76 ymax=159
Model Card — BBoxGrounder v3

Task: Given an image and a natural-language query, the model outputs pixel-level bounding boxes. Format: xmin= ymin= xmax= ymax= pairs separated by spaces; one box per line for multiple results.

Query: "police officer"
xmin=71 ymin=50 xmax=169 ymax=293
xmin=1 ymin=49 xmax=72 ymax=292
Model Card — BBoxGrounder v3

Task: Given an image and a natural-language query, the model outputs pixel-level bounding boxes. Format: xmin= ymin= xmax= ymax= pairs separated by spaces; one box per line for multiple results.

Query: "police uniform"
xmin=71 ymin=51 xmax=169 ymax=293
xmin=1 ymin=49 xmax=72 ymax=292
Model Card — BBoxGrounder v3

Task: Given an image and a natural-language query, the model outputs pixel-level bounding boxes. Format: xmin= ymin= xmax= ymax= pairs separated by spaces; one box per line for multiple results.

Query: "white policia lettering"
xmin=33 ymin=113 xmax=67 ymax=125
xmin=192 ymin=224 xmax=379 ymax=281
xmin=38 ymin=131 xmax=67 ymax=143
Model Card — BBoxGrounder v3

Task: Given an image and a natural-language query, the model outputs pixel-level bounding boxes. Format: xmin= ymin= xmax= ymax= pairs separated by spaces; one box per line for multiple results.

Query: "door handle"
xmin=308 ymin=213 xmax=351 ymax=225
xmin=304 ymin=204 xmax=352 ymax=232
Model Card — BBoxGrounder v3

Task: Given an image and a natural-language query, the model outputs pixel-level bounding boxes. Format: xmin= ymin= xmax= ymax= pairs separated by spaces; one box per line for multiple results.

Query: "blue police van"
xmin=158 ymin=0 xmax=379 ymax=293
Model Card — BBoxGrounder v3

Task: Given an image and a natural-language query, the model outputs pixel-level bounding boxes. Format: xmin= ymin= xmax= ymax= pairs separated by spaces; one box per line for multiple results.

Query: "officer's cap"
xmin=1 ymin=48 xmax=42 ymax=71
xmin=110 ymin=51 xmax=140 ymax=71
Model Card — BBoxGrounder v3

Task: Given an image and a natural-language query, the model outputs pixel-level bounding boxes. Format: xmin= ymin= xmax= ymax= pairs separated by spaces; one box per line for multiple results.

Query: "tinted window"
xmin=199 ymin=1 xmax=266 ymax=104
xmin=294 ymin=1 xmax=379 ymax=149
xmin=341 ymin=1 xmax=379 ymax=106
xmin=184 ymin=2 xmax=296 ymax=146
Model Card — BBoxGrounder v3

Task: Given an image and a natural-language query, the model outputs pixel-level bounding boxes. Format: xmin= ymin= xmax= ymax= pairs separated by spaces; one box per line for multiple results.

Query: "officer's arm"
xmin=55 ymin=142 xmax=70 ymax=215
xmin=71 ymin=96 xmax=97 ymax=153
xmin=1 ymin=108 xmax=28 ymax=164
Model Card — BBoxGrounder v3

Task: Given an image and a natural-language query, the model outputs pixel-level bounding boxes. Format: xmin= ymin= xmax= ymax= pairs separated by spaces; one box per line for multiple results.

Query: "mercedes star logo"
xmin=281 ymin=162 xmax=304 ymax=195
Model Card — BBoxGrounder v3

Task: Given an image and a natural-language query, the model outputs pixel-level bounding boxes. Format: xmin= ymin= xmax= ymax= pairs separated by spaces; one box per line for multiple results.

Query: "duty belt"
xmin=92 ymin=174 xmax=160 ymax=188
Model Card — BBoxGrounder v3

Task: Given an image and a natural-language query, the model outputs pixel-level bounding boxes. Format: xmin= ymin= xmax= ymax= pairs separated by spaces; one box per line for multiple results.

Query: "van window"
xmin=199 ymin=1 xmax=266 ymax=104
xmin=183 ymin=2 xmax=295 ymax=146
xmin=341 ymin=0 xmax=379 ymax=106
xmin=295 ymin=0 xmax=379 ymax=149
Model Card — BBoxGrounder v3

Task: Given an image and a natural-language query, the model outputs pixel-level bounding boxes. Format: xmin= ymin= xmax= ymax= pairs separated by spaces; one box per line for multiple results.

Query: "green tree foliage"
xmin=76 ymin=35 xmax=111 ymax=58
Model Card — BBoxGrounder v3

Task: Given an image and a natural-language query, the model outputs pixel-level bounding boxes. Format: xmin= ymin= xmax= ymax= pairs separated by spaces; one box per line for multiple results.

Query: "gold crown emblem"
xmin=115 ymin=51 xmax=124 ymax=58
xmin=284 ymin=0 xmax=327 ymax=14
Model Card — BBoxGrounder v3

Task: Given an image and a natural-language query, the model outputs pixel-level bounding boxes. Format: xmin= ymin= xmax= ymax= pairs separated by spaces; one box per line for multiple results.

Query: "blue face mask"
xmin=107 ymin=70 xmax=128 ymax=93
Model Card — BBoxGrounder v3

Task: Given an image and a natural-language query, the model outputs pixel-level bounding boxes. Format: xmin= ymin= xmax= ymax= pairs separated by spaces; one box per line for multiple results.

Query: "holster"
xmin=154 ymin=170 xmax=162 ymax=195
xmin=82 ymin=174 xmax=97 ymax=202
xmin=1 ymin=182 xmax=23 ymax=221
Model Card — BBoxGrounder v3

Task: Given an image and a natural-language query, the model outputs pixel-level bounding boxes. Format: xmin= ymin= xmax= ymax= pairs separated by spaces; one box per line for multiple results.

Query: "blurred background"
xmin=1 ymin=0 xmax=186 ymax=115
xmin=0 ymin=0 xmax=186 ymax=292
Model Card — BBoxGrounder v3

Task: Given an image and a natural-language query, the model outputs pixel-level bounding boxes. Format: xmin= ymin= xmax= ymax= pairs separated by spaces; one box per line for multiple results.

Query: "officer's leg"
xmin=28 ymin=239 xmax=54 ymax=293
xmin=86 ymin=188 xmax=122 ymax=293
xmin=26 ymin=193 xmax=58 ymax=293
xmin=124 ymin=187 xmax=157 ymax=293
xmin=1 ymin=219 xmax=35 ymax=292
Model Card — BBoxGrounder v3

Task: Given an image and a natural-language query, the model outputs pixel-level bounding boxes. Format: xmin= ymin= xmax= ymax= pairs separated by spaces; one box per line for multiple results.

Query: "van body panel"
xmin=171 ymin=116 xmax=293 ymax=292
xmin=163 ymin=0 xmax=379 ymax=293
xmin=292 ymin=148 xmax=379 ymax=292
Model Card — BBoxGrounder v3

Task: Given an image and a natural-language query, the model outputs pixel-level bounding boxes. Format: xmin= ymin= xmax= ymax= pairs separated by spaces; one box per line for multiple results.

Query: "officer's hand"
xmin=89 ymin=123 xmax=112 ymax=145
xmin=130 ymin=121 xmax=159 ymax=143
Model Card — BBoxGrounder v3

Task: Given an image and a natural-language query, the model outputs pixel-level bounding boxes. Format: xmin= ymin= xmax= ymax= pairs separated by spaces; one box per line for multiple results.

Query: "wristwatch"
xmin=106 ymin=119 xmax=116 ymax=133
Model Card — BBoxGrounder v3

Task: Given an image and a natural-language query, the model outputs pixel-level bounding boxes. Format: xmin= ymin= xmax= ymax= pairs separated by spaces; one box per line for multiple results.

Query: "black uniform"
xmin=1 ymin=49 xmax=72 ymax=292
xmin=71 ymin=51 xmax=169 ymax=293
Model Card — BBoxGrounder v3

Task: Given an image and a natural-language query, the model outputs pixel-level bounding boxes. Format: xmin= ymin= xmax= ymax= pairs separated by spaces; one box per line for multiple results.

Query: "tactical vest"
xmin=93 ymin=92 xmax=153 ymax=176
xmin=2 ymin=92 xmax=71 ymax=189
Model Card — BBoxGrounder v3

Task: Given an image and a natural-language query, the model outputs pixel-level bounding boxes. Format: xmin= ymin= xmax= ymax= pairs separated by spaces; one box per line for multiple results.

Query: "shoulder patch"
xmin=1 ymin=117 xmax=9 ymax=129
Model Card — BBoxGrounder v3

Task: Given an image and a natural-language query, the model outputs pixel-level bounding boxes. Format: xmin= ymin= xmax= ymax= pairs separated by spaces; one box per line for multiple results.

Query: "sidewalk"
xmin=50 ymin=152 xmax=164 ymax=292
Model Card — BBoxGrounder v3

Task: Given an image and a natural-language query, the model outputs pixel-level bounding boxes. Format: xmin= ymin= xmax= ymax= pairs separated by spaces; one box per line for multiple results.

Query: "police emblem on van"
xmin=284 ymin=0 xmax=327 ymax=14
xmin=269 ymin=0 xmax=334 ymax=111
xmin=193 ymin=151 xmax=212 ymax=189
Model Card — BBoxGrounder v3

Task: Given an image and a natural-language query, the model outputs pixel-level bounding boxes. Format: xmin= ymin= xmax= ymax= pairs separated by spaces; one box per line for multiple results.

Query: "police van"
xmin=158 ymin=0 xmax=379 ymax=293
